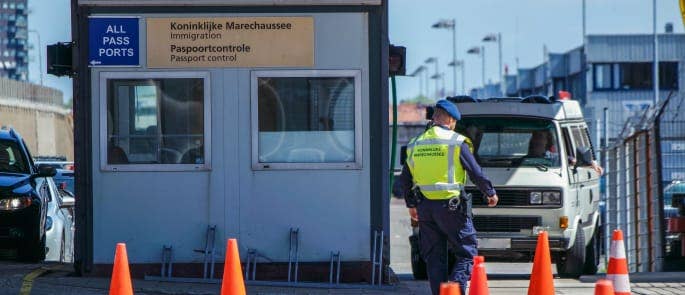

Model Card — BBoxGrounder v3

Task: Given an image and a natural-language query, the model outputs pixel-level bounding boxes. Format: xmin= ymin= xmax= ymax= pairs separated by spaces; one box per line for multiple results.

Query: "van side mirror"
xmin=575 ymin=146 xmax=593 ymax=166
xmin=400 ymin=145 xmax=408 ymax=166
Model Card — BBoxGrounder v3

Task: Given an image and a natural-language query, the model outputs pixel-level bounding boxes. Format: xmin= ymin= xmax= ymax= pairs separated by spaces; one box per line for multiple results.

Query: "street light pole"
xmin=28 ymin=30 xmax=43 ymax=86
xmin=481 ymin=46 xmax=486 ymax=87
xmin=432 ymin=19 xmax=458 ymax=95
xmin=653 ymin=0 xmax=659 ymax=105
xmin=452 ymin=20 xmax=457 ymax=95
xmin=483 ymin=33 xmax=503 ymax=95
xmin=425 ymin=57 xmax=439 ymax=100
xmin=498 ymin=33 xmax=502 ymax=95
xmin=582 ymin=0 xmax=586 ymax=40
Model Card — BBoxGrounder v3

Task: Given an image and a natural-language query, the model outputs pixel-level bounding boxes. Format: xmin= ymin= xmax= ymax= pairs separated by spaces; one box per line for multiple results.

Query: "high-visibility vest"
xmin=406 ymin=126 xmax=472 ymax=200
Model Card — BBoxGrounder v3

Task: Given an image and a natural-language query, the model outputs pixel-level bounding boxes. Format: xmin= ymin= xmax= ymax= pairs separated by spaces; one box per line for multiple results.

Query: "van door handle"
xmin=587 ymin=172 xmax=592 ymax=178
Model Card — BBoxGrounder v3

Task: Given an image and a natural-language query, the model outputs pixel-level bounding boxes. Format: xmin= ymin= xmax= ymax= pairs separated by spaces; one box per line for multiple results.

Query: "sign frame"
xmin=88 ymin=16 xmax=141 ymax=67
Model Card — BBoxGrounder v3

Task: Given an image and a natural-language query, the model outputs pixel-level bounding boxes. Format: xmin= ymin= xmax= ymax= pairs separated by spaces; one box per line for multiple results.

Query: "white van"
xmin=407 ymin=95 xmax=601 ymax=278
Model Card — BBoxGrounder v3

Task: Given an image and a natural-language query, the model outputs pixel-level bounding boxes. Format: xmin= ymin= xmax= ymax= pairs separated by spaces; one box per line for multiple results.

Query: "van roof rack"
xmin=521 ymin=95 xmax=555 ymax=104
xmin=446 ymin=95 xmax=480 ymax=104
xmin=486 ymin=97 xmax=523 ymax=102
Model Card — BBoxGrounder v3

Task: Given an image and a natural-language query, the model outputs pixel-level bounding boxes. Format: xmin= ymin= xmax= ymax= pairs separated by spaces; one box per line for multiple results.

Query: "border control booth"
xmin=71 ymin=0 xmax=390 ymax=284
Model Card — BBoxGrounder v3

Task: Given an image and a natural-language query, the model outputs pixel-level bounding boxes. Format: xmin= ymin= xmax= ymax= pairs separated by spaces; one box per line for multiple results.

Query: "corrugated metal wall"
xmin=586 ymin=35 xmax=685 ymax=63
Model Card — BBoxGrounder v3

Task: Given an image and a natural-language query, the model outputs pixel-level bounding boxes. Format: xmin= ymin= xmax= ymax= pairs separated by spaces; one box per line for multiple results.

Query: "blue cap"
xmin=435 ymin=99 xmax=461 ymax=120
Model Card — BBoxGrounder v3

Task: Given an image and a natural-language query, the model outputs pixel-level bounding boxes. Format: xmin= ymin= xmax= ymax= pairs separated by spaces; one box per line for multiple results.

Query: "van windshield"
xmin=456 ymin=117 xmax=561 ymax=168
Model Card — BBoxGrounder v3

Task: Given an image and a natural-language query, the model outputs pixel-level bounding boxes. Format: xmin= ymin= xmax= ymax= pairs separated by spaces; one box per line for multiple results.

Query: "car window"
xmin=0 ymin=139 xmax=30 ymax=174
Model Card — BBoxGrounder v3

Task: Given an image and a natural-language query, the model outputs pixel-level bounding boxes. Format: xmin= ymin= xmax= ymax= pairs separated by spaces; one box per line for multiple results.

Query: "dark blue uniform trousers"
xmin=417 ymin=199 xmax=478 ymax=295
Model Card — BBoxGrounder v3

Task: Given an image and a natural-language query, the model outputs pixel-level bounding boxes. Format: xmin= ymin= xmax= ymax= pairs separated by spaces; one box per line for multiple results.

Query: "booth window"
xmin=252 ymin=70 xmax=361 ymax=169
xmin=103 ymin=73 xmax=209 ymax=170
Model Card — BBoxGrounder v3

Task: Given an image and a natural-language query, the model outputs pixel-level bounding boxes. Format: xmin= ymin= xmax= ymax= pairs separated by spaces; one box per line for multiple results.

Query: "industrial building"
xmin=0 ymin=0 xmax=28 ymax=80
xmin=0 ymin=77 xmax=72 ymax=159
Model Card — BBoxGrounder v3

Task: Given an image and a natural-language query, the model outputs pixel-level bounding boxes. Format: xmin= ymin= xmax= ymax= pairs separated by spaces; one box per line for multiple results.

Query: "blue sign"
xmin=88 ymin=17 xmax=139 ymax=66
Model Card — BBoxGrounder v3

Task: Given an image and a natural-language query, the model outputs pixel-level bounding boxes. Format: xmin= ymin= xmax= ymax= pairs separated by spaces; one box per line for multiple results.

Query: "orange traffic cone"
xmin=109 ymin=243 xmax=133 ymax=295
xmin=527 ymin=231 xmax=555 ymax=295
xmin=468 ymin=262 xmax=489 ymax=295
xmin=473 ymin=255 xmax=484 ymax=268
xmin=440 ymin=282 xmax=462 ymax=295
xmin=220 ymin=239 xmax=246 ymax=295
xmin=606 ymin=229 xmax=630 ymax=295
xmin=594 ymin=279 xmax=614 ymax=295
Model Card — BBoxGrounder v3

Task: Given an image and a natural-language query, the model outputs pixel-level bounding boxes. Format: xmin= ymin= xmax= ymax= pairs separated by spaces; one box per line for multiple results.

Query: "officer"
xmin=393 ymin=99 xmax=498 ymax=295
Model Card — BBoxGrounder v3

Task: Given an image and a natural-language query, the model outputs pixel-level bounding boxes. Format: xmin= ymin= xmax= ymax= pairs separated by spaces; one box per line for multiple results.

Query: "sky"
xmin=26 ymin=0 xmax=684 ymax=103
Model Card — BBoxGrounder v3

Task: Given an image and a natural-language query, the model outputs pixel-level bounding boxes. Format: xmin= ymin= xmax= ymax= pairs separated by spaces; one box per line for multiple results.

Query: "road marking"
xmin=19 ymin=267 xmax=50 ymax=295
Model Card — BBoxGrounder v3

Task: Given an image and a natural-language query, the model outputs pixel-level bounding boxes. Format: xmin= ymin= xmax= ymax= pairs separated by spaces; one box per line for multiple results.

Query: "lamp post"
xmin=28 ymin=30 xmax=43 ymax=86
xmin=467 ymin=46 xmax=485 ymax=88
xmin=425 ymin=57 xmax=439 ymax=99
xmin=653 ymin=0 xmax=659 ymax=105
xmin=483 ymin=33 xmax=502 ymax=96
xmin=432 ymin=19 xmax=458 ymax=95
xmin=410 ymin=66 xmax=427 ymax=98
xmin=430 ymin=73 xmax=444 ymax=98
xmin=448 ymin=60 xmax=465 ymax=96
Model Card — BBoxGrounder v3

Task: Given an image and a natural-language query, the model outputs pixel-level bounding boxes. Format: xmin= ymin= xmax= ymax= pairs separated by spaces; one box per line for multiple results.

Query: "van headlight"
xmin=529 ymin=192 xmax=542 ymax=204
xmin=0 ymin=196 xmax=32 ymax=211
xmin=543 ymin=192 xmax=562 ymax=205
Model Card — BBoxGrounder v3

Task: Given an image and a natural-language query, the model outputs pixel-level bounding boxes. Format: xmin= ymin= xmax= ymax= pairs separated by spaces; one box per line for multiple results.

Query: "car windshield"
xmin=0 ymin=139 xmax=30 ymax=174
xmin=456 ymin=117 xmax=561 ymax=168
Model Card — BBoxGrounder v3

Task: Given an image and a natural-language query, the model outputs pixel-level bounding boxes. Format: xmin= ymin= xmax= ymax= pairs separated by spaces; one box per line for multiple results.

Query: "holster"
xmin=459 ymin=192 xmax=473 ymax=218
xmin=405 ymin=186 xmax=423 ymax=207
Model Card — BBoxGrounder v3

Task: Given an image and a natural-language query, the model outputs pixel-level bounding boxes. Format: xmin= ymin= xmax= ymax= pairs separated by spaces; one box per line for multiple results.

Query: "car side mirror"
xmin=575 ymin=146 xmax=593 ymax=166
xmin=60 ymin=195 xmax=75 ymax=209
xmin=36 ymin=165 xmax=57 ymax=177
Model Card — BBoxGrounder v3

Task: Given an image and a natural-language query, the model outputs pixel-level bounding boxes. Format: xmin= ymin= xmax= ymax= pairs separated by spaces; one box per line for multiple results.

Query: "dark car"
xmin=0 ymin=129 xmax=56 ymax=261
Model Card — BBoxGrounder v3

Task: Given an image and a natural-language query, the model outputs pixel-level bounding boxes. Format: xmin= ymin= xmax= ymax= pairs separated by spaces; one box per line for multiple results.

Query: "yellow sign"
xmin=147 ymin=17 xmax=314 ymax=68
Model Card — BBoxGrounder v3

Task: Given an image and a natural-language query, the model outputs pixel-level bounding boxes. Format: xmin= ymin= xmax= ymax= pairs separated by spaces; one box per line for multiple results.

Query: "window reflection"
xmin=107 ymin=78 xmax=205 ymax=165
xmin=257 ymin=76 xmax=355 ymax=163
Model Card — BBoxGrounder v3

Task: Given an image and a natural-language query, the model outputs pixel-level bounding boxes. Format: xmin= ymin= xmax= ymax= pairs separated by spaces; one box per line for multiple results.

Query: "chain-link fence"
xmin=603 ymin=93 xmax=685 ymax=272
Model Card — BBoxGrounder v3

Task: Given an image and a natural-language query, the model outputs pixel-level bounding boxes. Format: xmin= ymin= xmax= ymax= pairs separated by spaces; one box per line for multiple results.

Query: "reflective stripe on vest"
xmin=418 ymin=183 xmax=464 ymax=192
xmin=406 ymin=127 xmax=469 ymax=200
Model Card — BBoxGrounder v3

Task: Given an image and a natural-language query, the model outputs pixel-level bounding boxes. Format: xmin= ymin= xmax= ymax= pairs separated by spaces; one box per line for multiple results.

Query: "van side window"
xmin=562 ymin=127 xmax=574 ymax=161
xmin=571 ymin=126 xmax=593 ymax=166
xmin=581 ymin=127 xmax=596 ymax=160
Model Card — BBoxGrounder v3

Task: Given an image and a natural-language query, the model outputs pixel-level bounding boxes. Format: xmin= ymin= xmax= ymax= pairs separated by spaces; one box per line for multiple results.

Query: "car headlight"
xmin=0 ymin=196 xmax=32 ymax=211
xmin=543 ymin=191 xmax=562 ymax=205
xmin=529 ymin=192 xmax=542 ymax=205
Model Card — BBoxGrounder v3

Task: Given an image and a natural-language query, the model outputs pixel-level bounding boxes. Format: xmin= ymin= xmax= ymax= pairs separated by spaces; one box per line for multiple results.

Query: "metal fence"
xmin=603 ymin=93 xmax=685 ymax=272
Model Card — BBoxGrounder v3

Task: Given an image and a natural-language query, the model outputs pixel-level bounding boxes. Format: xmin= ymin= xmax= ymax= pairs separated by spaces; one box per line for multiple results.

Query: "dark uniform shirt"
xmin=392 ymin=128 xmax=497 ymax=208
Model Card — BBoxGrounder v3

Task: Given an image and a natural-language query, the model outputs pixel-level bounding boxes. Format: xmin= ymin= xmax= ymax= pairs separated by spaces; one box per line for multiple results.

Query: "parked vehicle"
xmin=53 ymin=169 xmax=75 ymax=197
xmin=407 ymin=95 xmax=601 ymax=278
xmin=34 ymin=156 xmax=74 ymax=171
xmin=0 ymin=129 xmax=57 ymax=261
xmin=45 ymin=177 xmax=74 ymax=263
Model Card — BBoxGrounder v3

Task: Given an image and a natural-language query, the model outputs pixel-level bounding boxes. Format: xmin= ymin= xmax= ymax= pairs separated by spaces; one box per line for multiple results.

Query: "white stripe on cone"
xmin=610 ymin=240 xmax=626 ymax=259
xmin=606 ymin=274 xmax=630 ymax=293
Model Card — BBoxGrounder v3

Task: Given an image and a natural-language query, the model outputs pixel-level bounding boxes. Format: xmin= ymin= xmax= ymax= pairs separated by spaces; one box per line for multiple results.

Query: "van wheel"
xmin=583 ymin=227 xmax=599 ymax=274
xmin=557 ymin=225 xmax=586 ymax=278
xmin=409 ymin=234 xmax=427 ymax=280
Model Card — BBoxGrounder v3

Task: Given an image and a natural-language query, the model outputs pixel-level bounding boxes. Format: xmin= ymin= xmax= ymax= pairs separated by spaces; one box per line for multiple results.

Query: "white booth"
xmin=71 ymin=0 xmax=390 ymax=283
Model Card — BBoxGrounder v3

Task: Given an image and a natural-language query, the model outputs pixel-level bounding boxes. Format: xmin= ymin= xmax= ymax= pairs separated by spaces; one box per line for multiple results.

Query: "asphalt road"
xmin=0 ymin=198 xmax=681 ymax=294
